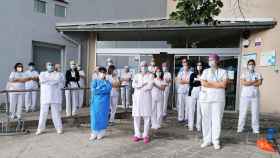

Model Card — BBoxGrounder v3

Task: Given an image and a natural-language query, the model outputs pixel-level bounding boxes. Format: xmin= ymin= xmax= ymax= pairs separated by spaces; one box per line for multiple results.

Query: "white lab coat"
xmin=163 ymin=71 xmax=172 ymax=116
xmin=237 ymin=70 xmax=262 ymax=133
xmin=37 ymin=71 xmax=63 ymax=131
xmin=151 ymin=78 xmax=166 ymax=129
xmin=8 ymin=71 xmax=27 ymax=118
xmin=176 ymin=70 xmax=192 ymax=121
xmin=78 ymin=70 xmax=85 ymax=109
xmin=132 ymin=72 xmax=153 ymax=138
xmin=25 ymin=70 xmax=39 ymax=111
xmin=200 ymin=68 xmax=227 ymax=145
xmin=121 ymin=72 xmax=132 ymax=107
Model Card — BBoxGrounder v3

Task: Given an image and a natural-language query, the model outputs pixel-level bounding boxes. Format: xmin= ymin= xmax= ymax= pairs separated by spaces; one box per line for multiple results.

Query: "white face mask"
xmin=197 ymin=66 xmax=202 ymax=71
xmin=70 ymin=64 xmax=76 ymax=70
xmin=99 ymin=73 xmax=106 ymax=79
xmin=248 ymin=65 xmax=255 ymax=72
xmin=141 ymin=66 xmax=148 ymax=73
xmin=209 ymin=60 xmax=216 ymax=68
xmin=156 ymin=72 xmax=161 ymax=77
xmin=162 ymin=67 xmax=167 ymax=72
xmin=77 ymin=66 xmax=81 ymax=71
xmin=29 ymin=66 xmax=34 ymax=71
xmin=16 ymin=67 xmax=23 ymax=72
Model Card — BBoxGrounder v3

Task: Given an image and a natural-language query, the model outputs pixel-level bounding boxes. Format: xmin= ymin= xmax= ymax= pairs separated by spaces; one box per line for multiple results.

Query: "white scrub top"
xmin=163 ymin=71 xmax=172 ymax=86
xmin=39 ymin=71 xmax=64 ymax=104
xmin=201 ymin=68 xmax=228 ymax=102
xmin=151 ymin=78 xmax=166 ymax=101
xmin=8 ymin=71 xmax=27 ymax=91
xmin=121 ymin=72 xmax=132 ymax=86
xmin=25 ymin=70 xmax=39 ymax=89
xmin=240 ymin=70 xmax=262 ymax=98
xmin=176 ymin=70 xmax=192 ymax=94
xmin=107 ymin=74 xmax=120 ymax=97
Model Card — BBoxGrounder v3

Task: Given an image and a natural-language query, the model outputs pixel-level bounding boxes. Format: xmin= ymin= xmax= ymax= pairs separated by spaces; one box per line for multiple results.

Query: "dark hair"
xmin=195 ymin=61 xmax=204 ymax=75
xmin=247 ymin=59 xmax=256 ymax=65
xmin=107 ymin=65 xmax=116 ymax=75
xmin=154 ymin=68 xmax=164 ymax=80
xmin=14 ymin=63 xmax=23 ymax=72
xmin=28 ymin=62 xmax=35 ymax=66
xmin=98 ymin=67 xmax=107 ymax=73
xmin=182 ymin=59 xmax=190 ymax=66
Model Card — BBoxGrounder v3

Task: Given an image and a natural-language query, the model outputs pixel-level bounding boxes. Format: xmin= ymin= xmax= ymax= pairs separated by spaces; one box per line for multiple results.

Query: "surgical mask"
xmin=209 ymin=60 xmax=216 ymax=68
xmin=47 ymin=65 xmax=54 ymax=72
xmin=156 ymin=72 xmax=161 ymax=77
xmin=197 ymin=66 xmax=202 ymax=71
xmin=77 ymin=66 xmax=81 ymax=71
xmin=29 ymin=66 xmax=34 ymax=71
xmin=16 ymin=67 xmax=23 ymax=72
xmin=248 ymin=65 xmax=255 ymax=72
xmin=151 ymin=62 xmax=155 ymax=66
xmin=99 ymin=73 xmax=106 ymax=79
xmin=141 ymin=67 xmax=148 ymax=73
xmin=70 ymin=64 xmax=76 ymax=70
xmin=162 ymin=67 xmax=167 ymax=72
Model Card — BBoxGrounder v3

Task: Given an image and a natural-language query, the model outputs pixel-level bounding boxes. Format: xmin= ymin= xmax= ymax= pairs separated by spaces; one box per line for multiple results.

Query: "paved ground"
xmin=0 ymin=114 xmax=279 ymax=158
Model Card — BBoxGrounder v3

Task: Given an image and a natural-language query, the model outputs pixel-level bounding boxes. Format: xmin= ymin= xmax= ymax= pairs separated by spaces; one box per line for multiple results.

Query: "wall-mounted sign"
xmin=255 ymin=37 xmax=262 ymax=47
xmin=260 ymin=49 xmax=276 ymax=66
xmin=242 ymin=53 xmax=257 ymax=68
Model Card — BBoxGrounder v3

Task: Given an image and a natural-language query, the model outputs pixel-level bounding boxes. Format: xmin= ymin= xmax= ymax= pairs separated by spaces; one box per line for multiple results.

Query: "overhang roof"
xmin=56 ymin=18 xmax=277 ymax=32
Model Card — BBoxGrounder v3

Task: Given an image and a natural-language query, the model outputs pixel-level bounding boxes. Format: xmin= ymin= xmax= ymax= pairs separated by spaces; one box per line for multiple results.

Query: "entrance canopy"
xmin=56 ymin=18 xmax=276 ymax=42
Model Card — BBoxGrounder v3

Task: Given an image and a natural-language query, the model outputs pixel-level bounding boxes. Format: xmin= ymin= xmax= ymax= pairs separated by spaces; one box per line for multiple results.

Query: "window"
xmin=55 ymin=4 xmax=66 ymax=17
xmin=34 ymin=0 xmax=47 ymax=14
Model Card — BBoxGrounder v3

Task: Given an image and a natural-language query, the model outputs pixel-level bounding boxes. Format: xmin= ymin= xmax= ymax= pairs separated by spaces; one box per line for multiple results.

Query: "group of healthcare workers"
xmin=6 ymin=53 xmax=263 ymax=150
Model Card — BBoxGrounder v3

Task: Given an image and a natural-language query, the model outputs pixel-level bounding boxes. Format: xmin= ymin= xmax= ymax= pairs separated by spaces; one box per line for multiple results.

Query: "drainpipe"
xmin=60 ymin=31 xmax=82 ymax=65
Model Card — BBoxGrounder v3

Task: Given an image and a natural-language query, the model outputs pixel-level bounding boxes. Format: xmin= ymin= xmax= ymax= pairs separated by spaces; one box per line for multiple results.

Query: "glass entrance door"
xmin=174 ymin=55 xmax=239 ymax=111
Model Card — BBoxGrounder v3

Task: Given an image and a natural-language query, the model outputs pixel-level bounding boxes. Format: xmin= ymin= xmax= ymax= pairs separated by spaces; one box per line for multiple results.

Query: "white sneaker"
xmin=200 ymin=142 xmax=211 ymax=148
xmin=97 ymin=133 xmax=105 ymax=140
xmin=57 ymin=130 xmax=63 ymax=134
xmin=213 ymin=144 xmax=221 ymax=150
xmin=89 ymin=133 xmax=97 ymax=141
xmin=188 ymin=128 xmax=193 ymax=131
xmin=35 ymin=129 xmax=43 ymax=136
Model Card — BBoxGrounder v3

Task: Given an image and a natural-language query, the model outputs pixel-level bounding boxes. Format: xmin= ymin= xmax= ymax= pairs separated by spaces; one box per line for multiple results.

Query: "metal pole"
xmin=124 ymin=86 xmax=127 ymax=112
xmin=5 ymin=91 xmax=10 ymax=133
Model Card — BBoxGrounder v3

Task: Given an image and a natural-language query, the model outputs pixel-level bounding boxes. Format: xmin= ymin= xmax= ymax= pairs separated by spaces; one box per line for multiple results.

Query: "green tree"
xmin=170 ymin=0 xmax=224 ymax=25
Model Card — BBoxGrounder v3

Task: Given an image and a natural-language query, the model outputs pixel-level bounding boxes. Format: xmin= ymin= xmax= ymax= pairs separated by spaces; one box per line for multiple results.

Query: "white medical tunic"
xmin=240 ymin=71 xmax=262 ymax=98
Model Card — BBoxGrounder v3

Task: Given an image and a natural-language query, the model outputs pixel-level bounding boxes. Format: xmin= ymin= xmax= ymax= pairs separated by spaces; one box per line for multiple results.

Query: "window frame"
xmin=54 ymin=4 xmax=67 ymax=17
xmin=34 ymin=0 xmax=47 ymax=14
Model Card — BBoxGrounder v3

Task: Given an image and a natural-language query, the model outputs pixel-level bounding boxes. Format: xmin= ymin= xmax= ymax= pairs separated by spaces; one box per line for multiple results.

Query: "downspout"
xmin=60 ymin=31 xmax=82 ymax=65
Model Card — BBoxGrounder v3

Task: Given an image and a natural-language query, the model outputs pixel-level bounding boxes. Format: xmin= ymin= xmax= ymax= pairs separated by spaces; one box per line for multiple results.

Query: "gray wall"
xmin=0 ymin=0 xmax=168 ymax=103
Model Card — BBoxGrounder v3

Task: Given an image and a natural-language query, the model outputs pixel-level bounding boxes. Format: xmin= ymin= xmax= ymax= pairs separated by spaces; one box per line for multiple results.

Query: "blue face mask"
xmin=47 ymin=64 xmax=54 ymax=72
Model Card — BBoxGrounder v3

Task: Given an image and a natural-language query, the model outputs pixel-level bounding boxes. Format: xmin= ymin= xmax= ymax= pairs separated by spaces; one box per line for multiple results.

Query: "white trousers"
xmin=9 ymin=93 xmax=24 ymax=118
xmin=65 ymin=89 xmax=79 ymax=116
xmin=151 ymin=98 xmax=163 ymax=129
xmin=121 ymin=86 xmax=130 ymax=107
xmin=133 ymin=116 xmax=150 ymax=138
xmin=37 ymin=103 xmax=63 ymax=131
xmin=201 ymin=101 xmax=225 ymax=145
xmin=163 ymin=85 xmax=170 ymax=116
xmin=25 ymin=91 xmax=37 ymax=111
xmin=177 ymin=93 xmax=192 ymax=121
xmin=187 ymin=97 xmax=196 ymax=130
xmin=237 ymin=97 xmax=260 ymax=133
xmin=109 ymin=96 xmax=118 ymax=122
xmin=196 ymin=99 xmax=202 ymax=131
xmin=78 ymin=89 xmax=84 ymax=109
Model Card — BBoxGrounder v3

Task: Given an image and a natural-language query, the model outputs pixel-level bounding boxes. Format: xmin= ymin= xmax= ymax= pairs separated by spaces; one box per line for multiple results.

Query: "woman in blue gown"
xmin=89 ymin=67 xmax=112 ymax=140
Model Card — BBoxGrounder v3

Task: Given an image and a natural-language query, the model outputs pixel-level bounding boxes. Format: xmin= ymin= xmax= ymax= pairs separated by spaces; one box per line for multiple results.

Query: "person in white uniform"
xmin=132 ymin=61 xmax=154 ymax=144
xmin=151 ymin=67 xmax=166 ymax=130
xmin=148 ymin=58 xmax=156 ymax=73
xmin=120 ymin=66 xmax=132 ymax=108
xmin=92 ymin=66 xmax=100 ymax=80
xmin=55 ymin=64 xmax=65 ymax=112
xmin=237 ymin=59 xmax=263 ymax=134
xmin=176 ymin=59 xmax=192 ymax=124
xmin=200 ymin=54 xmax=228 ymax=150
xmin=77 ymin=65 xmax=86 ymax=110
xmin=25 ymin=62 xmax=39 ymax=112
xmin=107 ymin=65 xmax=121 ymax=123
xmin=7 ymin=63 xmax=33 ymax=119
xmin=65 ymin=61 xmax=80 ymax=117
xmin=188 ymin=61 xmax=204 ymax=132
xmin=36 ymin=62 xmax=63 ymax=135
xmin=162 ymin=62 xmax=172 ymax=118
